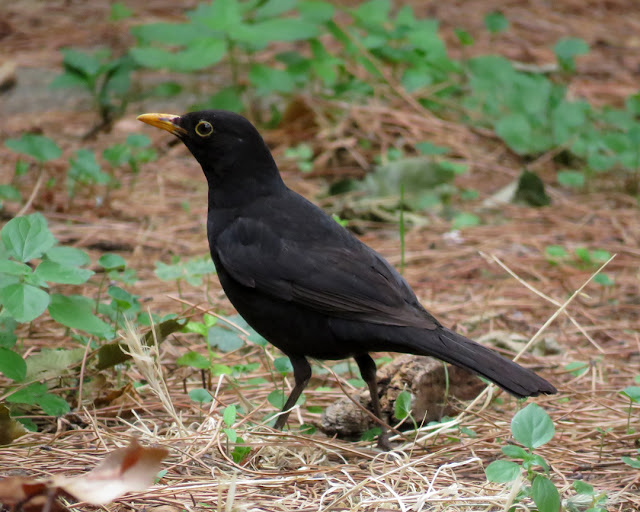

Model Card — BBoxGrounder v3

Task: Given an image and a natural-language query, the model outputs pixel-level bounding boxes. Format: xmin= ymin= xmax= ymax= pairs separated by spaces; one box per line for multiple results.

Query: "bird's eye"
xmin=195 ymin=120 xmax=214 ymax=137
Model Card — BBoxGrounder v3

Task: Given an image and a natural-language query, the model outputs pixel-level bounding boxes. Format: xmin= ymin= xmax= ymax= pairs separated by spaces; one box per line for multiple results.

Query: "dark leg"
xmin=354 ymin=354 xmax=391 ymax=450
xmin=274 ymin=355 xmax=312 ymax=430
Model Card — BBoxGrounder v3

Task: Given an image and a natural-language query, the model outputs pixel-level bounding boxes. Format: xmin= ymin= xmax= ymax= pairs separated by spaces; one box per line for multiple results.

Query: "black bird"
xmin=138 ymin=110 xmax=557 ymax=448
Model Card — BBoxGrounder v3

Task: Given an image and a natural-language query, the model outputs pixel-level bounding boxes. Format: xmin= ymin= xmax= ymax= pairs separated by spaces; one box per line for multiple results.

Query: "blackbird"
xmin=138 ymin=110 xmax=556 ymax=448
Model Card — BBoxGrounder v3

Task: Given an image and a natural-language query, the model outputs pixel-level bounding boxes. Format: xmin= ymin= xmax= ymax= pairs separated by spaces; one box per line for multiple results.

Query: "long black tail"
xmin=406 ymin=327 xmax=557 ymax=397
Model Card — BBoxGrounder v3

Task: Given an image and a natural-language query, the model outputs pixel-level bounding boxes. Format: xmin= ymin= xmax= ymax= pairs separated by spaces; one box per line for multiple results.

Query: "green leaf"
xmin=34 ymin=260 xmax=93 ymax=285
xmin=454 ymin=28 xmax=474 ymax=46
xmin=452 ymin=212 xmax=480 ymax=229
xmin=484 ymin=11 xmax=508 ymax=33
xmin=511 ymin=403 xmax=555 ymax=449
xmin=274 ymin=356 xmax=293 ymax=375
xmin=1 ymin=213 xmax=56 ymax=263
xmin=0 ymin=185 xmax=22 ymax=202
xmin=98 ymin=253 xmax=126 ymax=270
xmin=110 ymin=2 xmax=133 ymax=21
xmin=394 ymin=390 xmax=412 ymax=420
xmin=565 ymin=361 xmax=589 ymax=377
xmin=0 ymin=260 xmax=31 ymax=276
xmin=0 ymin=283 xmax=50 ymax=323
xmin=501 ymin=444 xmax=529 ymax=459
xmin=621 ymin=386 xmax=640 ymax=403
xmin=131 ymin=22 xmax=201 ymax=45
xmin=299 ymin=0 xmax=334 ymax=22
xmin=575 ymin=247 xmax=591 ymax=263
xmin=223 ymin=404 xmax=237 ymax=427
xmin=224 ymin=427 xmax=238 ymax=443
xmin=176 ymin=351 xmax=210 ymax=369
xmin=590 ymin=249 xmax=611 ymax=262
xmin=0 ymin=348 xmax=27 ymax=381
xmin=557 ymin=170 xmax=585 ymax=188
xmin=268 ymin=390 xmax=286 ymax=409
xmin=189 ymin=388 xmax=213 ymax=404
xmin=249 ymin=64 xmax=296 ymax=95
xmin=68 ymin=149 xmax=110 ymax=186
xmin=60 ymin=48 xmax=104 ymax=77
xmin=208 ymin=326 xmax=244 ymax=352
xmin=593 ymin=273 xmax=614 ymax=286
xmin=415 ymin=141 xmax=449 ymax=155
xmin=545 ymin=245 xmax=568 ymax=259
xmin=48 ymin=294 xmax=112 ymax=337
xmin=6 ymin=382 xmax=47 ymax=405
xmin=0 ymin=315 xmax=18 ymax=348
xmin=622 ymin=455 xmax=640 ymax=469
xmin=237 ymin=18 xmax=319 ymax=45
xmin=495 ymin=114 xmax=533 ymax=155
xmin=485 ymin=460 xmax=521 ymax=483
xmin=45 ymin=246 xmax=90 ymax=267
xmin=5 ymin=134 xmax=62 ymax=163
xmin=37 ymin=393 xmax=70 ymax=417
xmin=554 ymin=37 xmax=589 ymax=60
xmin=531 ymin=475 xmax=560 ymax=512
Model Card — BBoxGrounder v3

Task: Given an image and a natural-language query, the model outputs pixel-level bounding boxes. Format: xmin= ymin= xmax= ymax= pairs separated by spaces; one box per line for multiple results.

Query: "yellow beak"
xmin=136 ymin=113 xmax=187 ymax=136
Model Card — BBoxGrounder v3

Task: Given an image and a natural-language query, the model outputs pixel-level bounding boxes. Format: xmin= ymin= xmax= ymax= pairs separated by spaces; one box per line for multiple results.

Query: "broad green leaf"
xmin=37 ymin=393 xmax=70 ymax=416
xmin=224 ymin=427 xmax=238 ymax=443
xmin=68 ymin=149 xmax=110 ymax=185
xmin=223 ymin=404 xmax=237 ymax=427
xmin=273 ymin=356 xmax=293 ymax=375
xmin=131 ymin=22 xmax=201 ymax=45
xmin=452 ymin=212 xmax=480 ymax=229
xmin=60 ymin=48 xmax=104 ymax=77
xmin=511 ymin=403 xmax=555 ymax=449
xmin=0 ymin=315 xmax=18 ymax=348
xmin=103 ymin=144 xmax=130 ymax=167
xmin=237 ymin=18 xmax=319 ymax=44
xmin=48 ymin=294 xmax=112 ymax=337
xmin=531 ymin=475 xmax=560 ymax=512
xmin=496 ymin=114 xmax=533 ymax=155
xmin=45 ymin=246 xmax=90 ymax=267
xmin=249 ymin=64 xmax=296 ymax=95
xmin=394 ymin=390 xmax=412 ymax=420
xmin=485 ymin=459 xmax=521 ymax=482
xmin=34 ymin=260 xmax=93 ymax=285
xmin=208 ymin=326 xmax=244 ymax=352
xmin=501 ymin=444 xmax=529 ymax=459
xmin=545 ymin=245 xmax=568 ymax=259
xmin=484 ymin=11 xmax=508 ymax=33
xmin=594 ymin=273 xmax=614 ymax=286
xmin=98 ymin=253 xmax=126 ymax=270
xmin=621 ymin=386 xmax=640 ymax=403
xmin=189 ymin=388 xmax=213 ymax=404
xmin=0 ymin=260 xmax=31 ymax=276
xmin=0 ymin=185 xmax=22 ymax=202
xmin=0 ymin=348 xmax=27 ymax=381
xmin=268 ymin=390 xmax=286 ymax=409
xmin=0 ymin=283 xmax=50 ymax=323
xmin=299 ymin=0 xmax=334 ymax=23
xmin=622 ymin=455 xmax=640 ymax=468
xmin=554 ymin=37 xmax=589 ymax=60
xmin=6 ymin=382 xmax=47 ymax=405
xmin=557 ymin=170 xmax=585 ymax=188
xmin=176 ymin=351 xmax=210 ymax=369
xmin=173 ymin=39 xmax=226 ymax=72
xmin=1 ymin=213 xmax=56 ymax=262
xmin=5 ymin=134 xmax=62 ymax=163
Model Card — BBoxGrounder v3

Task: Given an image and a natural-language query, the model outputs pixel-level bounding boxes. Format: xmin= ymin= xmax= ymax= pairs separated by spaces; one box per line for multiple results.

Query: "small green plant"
xmin=484 ymin=11 xmax=509 ymax=34
xmin=4 ymin=133 xmax=62 ymax=210
xmin=620 ymin=386 xmax=640 ymax=433
xmin=284 ymin=144 xmax=314 ymax=172
xmin=485 ymin=403 xmax=560 ymax=512
xmin=554 ymin=37 xmax=589 ymax=73
xmin=51 ymin=48 xmax=137 ymax=129
xmin=103 ymin=134 xmax=158 ymax=188
xmin=221 ymin=404 xmax=252 ymax=463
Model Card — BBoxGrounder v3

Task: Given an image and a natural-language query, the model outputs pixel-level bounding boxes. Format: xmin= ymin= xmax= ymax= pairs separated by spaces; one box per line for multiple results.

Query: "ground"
xmin=1 ymin=1 xmax=639 ymax=511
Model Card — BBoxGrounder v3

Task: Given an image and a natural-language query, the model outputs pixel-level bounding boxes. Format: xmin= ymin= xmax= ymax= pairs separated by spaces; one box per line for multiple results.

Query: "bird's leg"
xmin=354 ymin=354 xmax=392 ymax=450
xmin=273 ymin=355 xmax=311 ymax=430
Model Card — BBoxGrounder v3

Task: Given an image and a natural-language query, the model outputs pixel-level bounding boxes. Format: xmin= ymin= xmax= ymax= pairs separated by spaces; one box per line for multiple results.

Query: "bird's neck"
xmin=204 ymin=159 xmax=286 ymax=210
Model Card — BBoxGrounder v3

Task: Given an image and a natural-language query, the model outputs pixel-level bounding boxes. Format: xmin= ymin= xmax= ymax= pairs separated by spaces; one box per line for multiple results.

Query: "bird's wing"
xmin=214 ymin=216 xmax=438 ymax=329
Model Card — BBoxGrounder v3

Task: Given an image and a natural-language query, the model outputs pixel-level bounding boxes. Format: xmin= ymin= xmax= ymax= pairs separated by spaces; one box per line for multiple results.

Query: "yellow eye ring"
xmin=195 ymin=120 xmax=214 ymax=137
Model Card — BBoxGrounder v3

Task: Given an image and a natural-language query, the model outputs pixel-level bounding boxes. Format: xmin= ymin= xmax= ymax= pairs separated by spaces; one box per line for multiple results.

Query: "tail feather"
xmin=411 ymin=327 xmax=556 ymax=397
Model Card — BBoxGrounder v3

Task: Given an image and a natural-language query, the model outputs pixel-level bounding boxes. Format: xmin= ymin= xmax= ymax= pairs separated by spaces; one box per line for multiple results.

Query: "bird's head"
xmin=137 ymin=110 xmax=282 ymax=198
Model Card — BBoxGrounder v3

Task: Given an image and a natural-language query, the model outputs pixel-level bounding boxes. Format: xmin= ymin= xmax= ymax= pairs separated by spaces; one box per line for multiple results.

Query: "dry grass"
xmin=2 ymin=1 xmax=640 ymax=510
